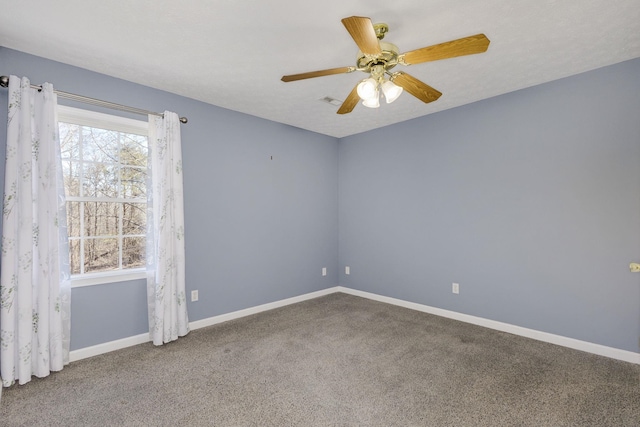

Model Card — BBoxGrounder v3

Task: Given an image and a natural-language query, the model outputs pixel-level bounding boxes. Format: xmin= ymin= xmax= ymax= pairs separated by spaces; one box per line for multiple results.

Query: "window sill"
xmin=71 ymin=269 xmax=146 ymax=288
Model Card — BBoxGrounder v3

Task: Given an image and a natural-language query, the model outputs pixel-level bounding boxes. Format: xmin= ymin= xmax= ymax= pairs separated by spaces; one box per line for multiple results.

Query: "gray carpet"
xmin=1 ymin=292 xmax=639 ymax=426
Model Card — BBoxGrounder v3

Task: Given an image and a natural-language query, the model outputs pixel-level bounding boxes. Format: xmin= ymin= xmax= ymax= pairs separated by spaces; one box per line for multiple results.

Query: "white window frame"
xmin=58 ymin=105 xmax=149 ymax=288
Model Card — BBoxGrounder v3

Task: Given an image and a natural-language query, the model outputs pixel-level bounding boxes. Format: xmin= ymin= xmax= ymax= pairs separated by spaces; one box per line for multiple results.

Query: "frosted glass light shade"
xmin=362 ymin=91 xmax=380 ymax=108
xmin=357 ymin=78 xmax=378 ymax=100
xmin=381 ymin=80 xmax=403 ymax=103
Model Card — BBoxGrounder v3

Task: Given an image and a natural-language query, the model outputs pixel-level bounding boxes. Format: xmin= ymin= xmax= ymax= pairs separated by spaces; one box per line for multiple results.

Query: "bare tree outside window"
xmin=59 ymin=119 xmax=148 ymax=276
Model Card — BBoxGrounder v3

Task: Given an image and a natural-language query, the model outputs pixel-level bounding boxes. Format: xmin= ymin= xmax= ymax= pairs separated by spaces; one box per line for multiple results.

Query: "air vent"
xmin=319 ymin=96 xmax=343 ymax=106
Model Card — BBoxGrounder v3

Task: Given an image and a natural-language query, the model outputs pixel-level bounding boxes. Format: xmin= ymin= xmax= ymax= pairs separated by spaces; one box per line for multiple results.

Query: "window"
xmin=58 ymin=106 xmax=149 ymax=286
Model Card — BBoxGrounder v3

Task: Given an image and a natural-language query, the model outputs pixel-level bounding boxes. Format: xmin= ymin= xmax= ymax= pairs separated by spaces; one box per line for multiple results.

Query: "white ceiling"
xmin=1 ymin=0 xmax=639 ymax=138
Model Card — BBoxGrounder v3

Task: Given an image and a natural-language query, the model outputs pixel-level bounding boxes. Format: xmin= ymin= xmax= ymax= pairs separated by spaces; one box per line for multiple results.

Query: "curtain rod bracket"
xmin=0 ymin=75 xmax=187 ymax=124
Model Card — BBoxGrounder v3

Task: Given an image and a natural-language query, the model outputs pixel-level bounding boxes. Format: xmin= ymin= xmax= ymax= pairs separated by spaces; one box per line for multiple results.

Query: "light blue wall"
xmin=0 ymin=47 xmax=340 ymax=350
xmin=339 ymin=58 xmax=640 ymax=353
xmin=1 ymin=46 xmax=639 ymax=355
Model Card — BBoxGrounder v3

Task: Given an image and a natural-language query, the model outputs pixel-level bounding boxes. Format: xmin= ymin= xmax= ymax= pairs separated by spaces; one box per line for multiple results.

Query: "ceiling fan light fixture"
xmin=381 ymin=80 xmax=403 ymax=103
xmin=357 ymin=78 xmax=378 ymax=101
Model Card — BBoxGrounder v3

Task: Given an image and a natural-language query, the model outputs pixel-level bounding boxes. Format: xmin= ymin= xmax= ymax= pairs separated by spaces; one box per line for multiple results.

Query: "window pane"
xmin=67 ymin=202 xmax=81 ymax=237
xmin=123 ymin=202 xmax=146 ymax=235
xmin=82 ymin=127 xmax=119 ymax=163
xmin=123 ymin=237 xmax=145 ymax=269
xmin=62 ymin=159 xmax=80 ymax=197
xmin=82 ymin=163 xmax=119 ymax=198
xmin=120 ymin=167 xmax=146 ymax=198
xmin=84 ymin=238 xmax=119 ymax=273
xmin=69 ymin=239 xmax=81 ymax=275
xmin=120 ymin=133 xmax=148 ymax=166
xmin=84 ymin=202 xmax=119 ymax=237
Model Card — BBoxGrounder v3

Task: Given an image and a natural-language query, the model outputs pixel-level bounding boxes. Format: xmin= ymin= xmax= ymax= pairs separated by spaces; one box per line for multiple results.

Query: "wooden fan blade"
xmin=390 ymin=72 xmax=442 ymax=104
xmin=341 ymin=16 xmax=382 ymax=56
xmin=401 ymin=34 xmax=490 ymax=65
xmin=281 ymin=66 xmax=355 ymax=82
xmin=337 ymin=84 xmax=360 ymax=115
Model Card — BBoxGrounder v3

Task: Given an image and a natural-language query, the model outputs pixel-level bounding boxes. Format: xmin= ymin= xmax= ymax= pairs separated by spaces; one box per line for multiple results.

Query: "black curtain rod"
xmin=0 ymin=75 xmax=187 ymax=124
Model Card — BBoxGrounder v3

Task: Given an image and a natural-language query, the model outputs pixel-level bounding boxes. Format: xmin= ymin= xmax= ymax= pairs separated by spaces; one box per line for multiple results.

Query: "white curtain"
xmin=0 ymin=76 xmax=71 ymax=386
xmin=146 ymin=111 xmax=189 ymax=345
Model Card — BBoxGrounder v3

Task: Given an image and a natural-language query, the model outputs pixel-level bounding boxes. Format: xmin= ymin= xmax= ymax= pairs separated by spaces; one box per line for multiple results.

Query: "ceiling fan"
xmin=281 ymin=16 xmax=490 ymax=114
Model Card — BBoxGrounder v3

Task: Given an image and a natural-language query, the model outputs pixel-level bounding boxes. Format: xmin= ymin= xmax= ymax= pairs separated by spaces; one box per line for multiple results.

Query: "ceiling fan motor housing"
xmin=356 ymin=41 xmax=400 ymax=73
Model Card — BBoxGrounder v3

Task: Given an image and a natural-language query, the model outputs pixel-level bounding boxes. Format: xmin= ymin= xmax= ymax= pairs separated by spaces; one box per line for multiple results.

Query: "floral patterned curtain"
xmin=146 ymin=111 xmax=189 ymax=345
xmin=0 ymin=76 xmax=71 ymax=386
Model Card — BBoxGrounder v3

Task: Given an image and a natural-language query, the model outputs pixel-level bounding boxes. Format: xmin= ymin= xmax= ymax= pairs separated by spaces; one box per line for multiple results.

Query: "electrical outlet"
xmin=191 ymin=290 xmax=199 ymax=302
xmin=345 ymin=266 xmax=350 ymax=275
xmin=322 ymin=267 xmax=327 ymax=276
xmin=452 ymin=283 xmax=459 ymax=294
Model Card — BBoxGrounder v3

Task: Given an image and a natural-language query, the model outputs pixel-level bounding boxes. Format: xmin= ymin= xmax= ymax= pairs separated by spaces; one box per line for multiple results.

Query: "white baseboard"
xmin=189 ymin=286 xmax=340 ymax=330
xmin=70 ymin=285 xmax=639 ymax=365
xmin=70 ymin=333 xmax=150 ymax=362
xmin=337 ymin=286 xmax=640 ymax=365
